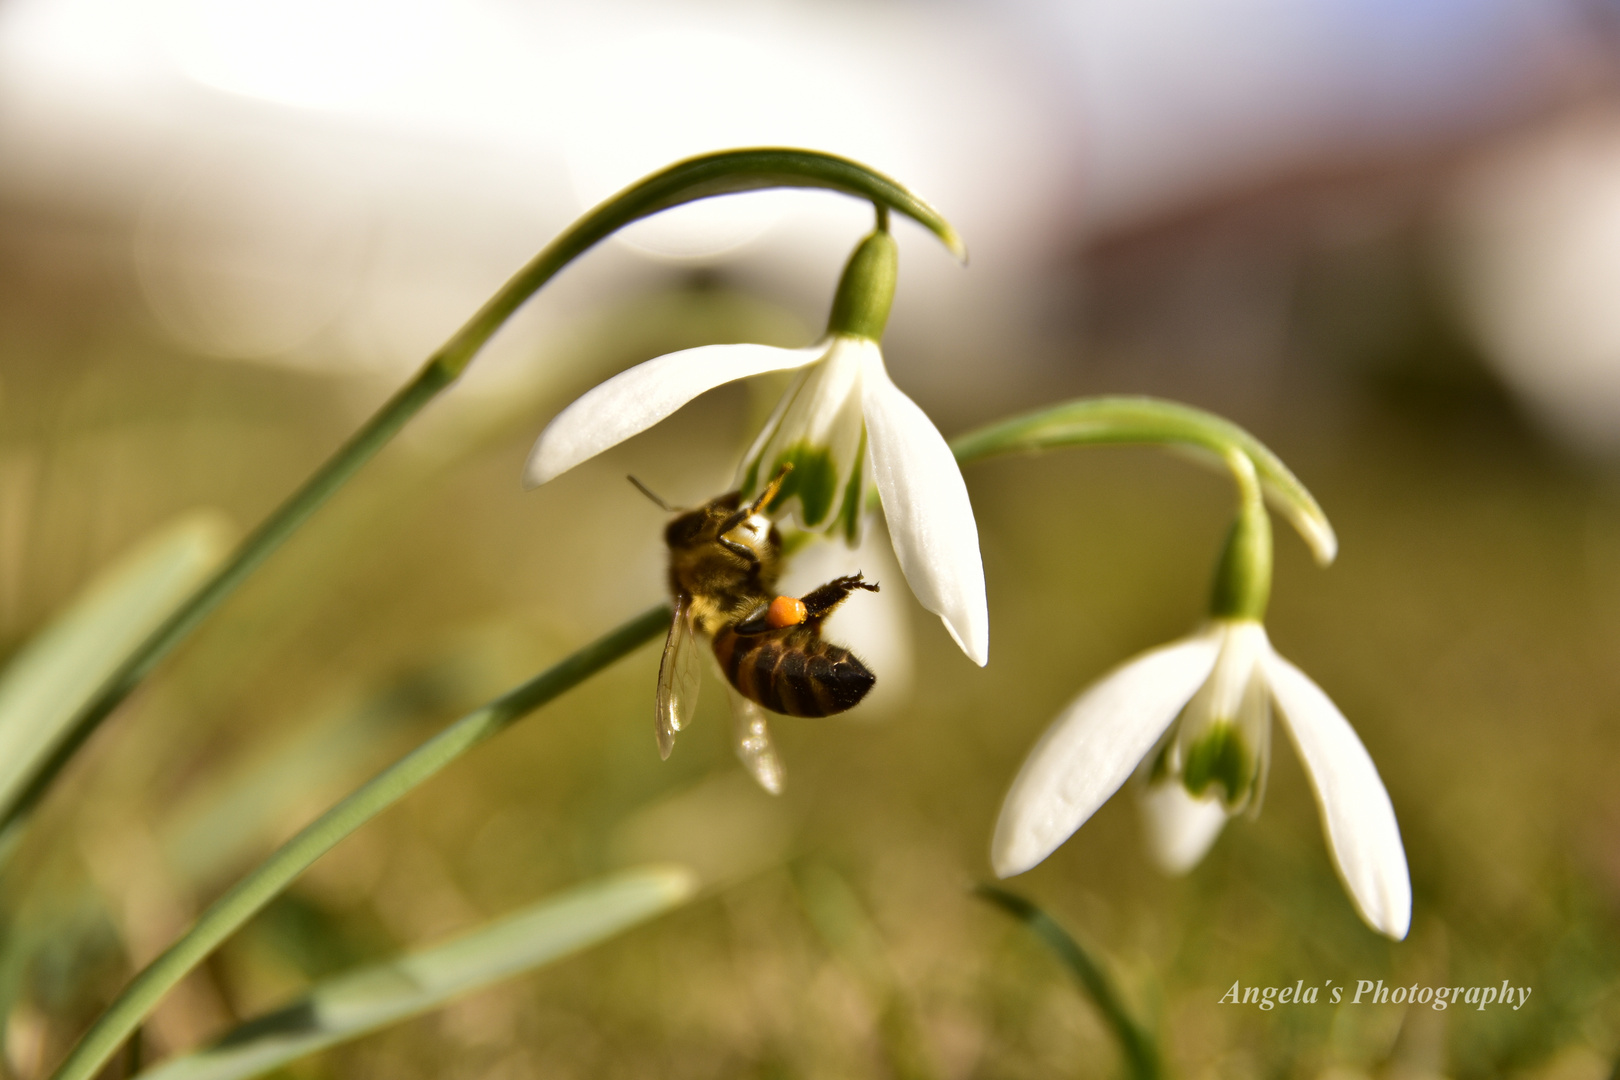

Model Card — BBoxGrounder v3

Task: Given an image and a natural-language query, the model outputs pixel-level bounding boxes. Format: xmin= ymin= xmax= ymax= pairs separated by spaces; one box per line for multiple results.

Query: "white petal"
xmin=1139 ymin=782 xmax=1228 ymax=875
xmin=729 ymin=691 xmax=785 ymax=795
xmin=1265 ymin=651 xmax=1412 ymax=940
xmin=991 ymin=636 xmax=1221 ymax=877
xmin=523 ymin=342 xmax=823 ymax=487
xmin=859 ymin=358 xmax=988 ymax=665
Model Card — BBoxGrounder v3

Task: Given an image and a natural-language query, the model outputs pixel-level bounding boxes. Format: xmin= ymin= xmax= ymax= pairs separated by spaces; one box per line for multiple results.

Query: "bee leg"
xmin=799 ymin=573 xmax=880 ymax=622
xmin=732 ymin=603 xmax=774 ymax=635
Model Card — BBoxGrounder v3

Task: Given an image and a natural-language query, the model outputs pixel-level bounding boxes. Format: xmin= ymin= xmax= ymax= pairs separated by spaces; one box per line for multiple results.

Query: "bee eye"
xmin=665 ymin=511 xmax=708 ymax=547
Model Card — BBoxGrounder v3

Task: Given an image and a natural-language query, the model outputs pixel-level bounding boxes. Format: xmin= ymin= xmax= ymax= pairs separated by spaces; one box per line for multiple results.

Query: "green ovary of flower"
xmin=1182 ymin=724 xmax=1253 ymax=807
xmin=758 ymin=442 xmax=840 ymax=527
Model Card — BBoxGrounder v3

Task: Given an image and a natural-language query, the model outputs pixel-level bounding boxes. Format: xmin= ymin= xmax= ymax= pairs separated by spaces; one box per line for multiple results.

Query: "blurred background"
xmin=3 ymin=0 xmax=1620 ymax=1076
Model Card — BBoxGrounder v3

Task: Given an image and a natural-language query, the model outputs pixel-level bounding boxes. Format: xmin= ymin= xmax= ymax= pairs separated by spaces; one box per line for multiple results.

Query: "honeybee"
xmin=635 ymin=467 xmax=879 ymax=790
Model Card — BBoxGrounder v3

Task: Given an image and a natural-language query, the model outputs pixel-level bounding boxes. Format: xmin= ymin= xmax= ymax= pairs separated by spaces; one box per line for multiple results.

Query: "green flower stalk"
xmin=951 ymin=395 xmax=1336 ymax=566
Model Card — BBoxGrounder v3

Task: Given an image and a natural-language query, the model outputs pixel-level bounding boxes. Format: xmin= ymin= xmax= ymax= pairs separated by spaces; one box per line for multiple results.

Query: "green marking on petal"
xmin=765 ymin=443 xmax=839 ymax=527
xmin=1182 ymin=725 xmax=1252 ymax=807
xmin=837 ymin=430 xmax=868 ymax=546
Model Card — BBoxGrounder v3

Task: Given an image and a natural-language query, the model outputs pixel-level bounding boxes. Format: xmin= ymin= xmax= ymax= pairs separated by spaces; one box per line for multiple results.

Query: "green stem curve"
xmin=950 ymin=395 xmax=1335 ymax=566
xmin=0 ymin=148 xmax=962 ymax=840
xmin=46 ymin=606 xmax=671 ymax=1080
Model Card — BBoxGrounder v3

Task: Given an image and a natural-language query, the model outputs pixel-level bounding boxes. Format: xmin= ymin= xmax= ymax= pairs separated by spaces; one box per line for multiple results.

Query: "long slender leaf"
xmin=951 ymin=396 xmax=1336 ymax=565
xmin=1 ymin=147 xmax=962 ymax=841
xmin=46 ymin=605 xmax=672 ymax=1080
xmin=975 ymin=885 xmax=1163 ymax=1080
xmin=0 ymin=512 xmax=232 ymax=840
xmin=135 ymin=865 xmax=698 ymax=1080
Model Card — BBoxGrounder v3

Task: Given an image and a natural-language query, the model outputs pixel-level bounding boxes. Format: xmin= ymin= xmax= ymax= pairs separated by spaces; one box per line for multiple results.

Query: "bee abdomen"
xmin=712 ymin=628 xmax=874 ymax=717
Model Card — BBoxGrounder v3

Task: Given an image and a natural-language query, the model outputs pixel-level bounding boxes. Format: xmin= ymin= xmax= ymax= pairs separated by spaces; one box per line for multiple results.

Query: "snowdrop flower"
xmin=525 ymin=217 xmax=987 ymax=665
xmin=991 ymin=452 xmax=1410 ymax=939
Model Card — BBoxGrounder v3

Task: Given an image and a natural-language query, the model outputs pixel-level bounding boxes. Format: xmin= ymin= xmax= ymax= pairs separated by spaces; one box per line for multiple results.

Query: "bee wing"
xmin=655 ymin=595 xmax=703 ymax=760
xmin=728 ymin=689 xmax=784 ymax=795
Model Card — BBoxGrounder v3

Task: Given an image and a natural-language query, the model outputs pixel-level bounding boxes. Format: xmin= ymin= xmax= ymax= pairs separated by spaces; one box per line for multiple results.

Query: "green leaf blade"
xmin=0 ymin=512 xmax=233 ymax=821
xmin=136 ymin=865 xmax=698 ymax=1080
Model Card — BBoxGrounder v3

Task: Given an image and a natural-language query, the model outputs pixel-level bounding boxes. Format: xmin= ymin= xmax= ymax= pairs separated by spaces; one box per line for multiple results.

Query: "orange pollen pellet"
xmin=766 ymin=595 xmax=808 ymax=628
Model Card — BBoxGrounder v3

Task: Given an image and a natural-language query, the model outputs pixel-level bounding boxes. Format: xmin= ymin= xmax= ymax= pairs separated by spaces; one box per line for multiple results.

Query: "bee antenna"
xmin=627 ymin=476 xmax=679 ymax=512
xmin=747 ymin=463 xmax=793 ymax=515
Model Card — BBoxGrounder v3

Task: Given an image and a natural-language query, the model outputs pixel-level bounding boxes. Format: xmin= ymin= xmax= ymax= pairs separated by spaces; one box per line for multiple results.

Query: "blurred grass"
xmin=0 ymin=247 xmax=1616 ymax=1080
xmin=136 ymin=864 xmax=698 ymax=1080
xmin=0 ymin=511 xmax=232 ymax=854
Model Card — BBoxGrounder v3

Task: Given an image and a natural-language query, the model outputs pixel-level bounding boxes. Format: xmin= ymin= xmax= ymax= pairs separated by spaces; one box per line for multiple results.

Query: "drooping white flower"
xmin=991 ymin=451 xmax=1410 ymax=940
xmin=991 ymin=618 xmax=1411 ymax=939
xmin=524 ymin=225 xmax=987 ymax=665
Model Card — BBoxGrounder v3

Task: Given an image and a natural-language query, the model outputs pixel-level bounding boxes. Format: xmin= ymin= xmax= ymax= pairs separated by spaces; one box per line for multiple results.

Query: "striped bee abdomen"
xmin=712 ymin=626 xmax=875 ymax=717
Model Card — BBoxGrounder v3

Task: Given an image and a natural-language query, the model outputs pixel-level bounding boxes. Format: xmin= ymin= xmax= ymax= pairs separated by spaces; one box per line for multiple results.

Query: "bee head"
xmin=663 ymin=494 xmax=739 ymax=550
xmin=658 ymin=495 xmax=765 ymax=561
xmin=656 ymin=466 xmax=790 ymax=568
